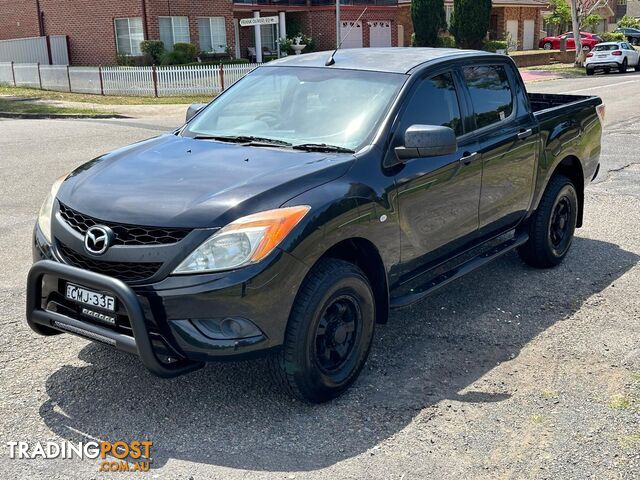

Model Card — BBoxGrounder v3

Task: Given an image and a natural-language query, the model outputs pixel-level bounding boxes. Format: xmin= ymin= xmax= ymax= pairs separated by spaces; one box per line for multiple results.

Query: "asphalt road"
xmin=0 ymin=73 xmax=639 ymax=480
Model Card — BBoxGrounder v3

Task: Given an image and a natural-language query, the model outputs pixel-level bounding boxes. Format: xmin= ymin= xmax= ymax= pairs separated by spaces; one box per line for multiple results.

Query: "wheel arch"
xmin=551 ymin=155 xmax=585 ymax=227
xmin=318 ymin=237 xmax=390 ymax=325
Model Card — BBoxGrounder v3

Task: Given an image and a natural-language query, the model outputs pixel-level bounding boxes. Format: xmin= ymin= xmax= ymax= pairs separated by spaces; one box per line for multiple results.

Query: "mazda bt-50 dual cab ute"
xmin=27 ymin=48 xmax=604 ymax=403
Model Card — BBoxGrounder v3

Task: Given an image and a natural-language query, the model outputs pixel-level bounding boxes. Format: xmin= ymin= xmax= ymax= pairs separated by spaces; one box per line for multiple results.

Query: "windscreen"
xmin=183 ymin=66 xmax=406 ymax=151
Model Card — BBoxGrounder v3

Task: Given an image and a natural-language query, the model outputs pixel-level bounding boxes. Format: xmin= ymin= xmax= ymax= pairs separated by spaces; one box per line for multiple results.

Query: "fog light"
xmin=192 ymin=317 xmax=263 ymax=340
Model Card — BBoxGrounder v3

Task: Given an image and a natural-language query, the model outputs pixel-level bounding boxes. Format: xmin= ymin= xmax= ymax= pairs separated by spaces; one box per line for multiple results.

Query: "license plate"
xmin=596 ymin=54 xmax=607 ymax=58
xmin=66 ymin=283 xmax=116 ymax=312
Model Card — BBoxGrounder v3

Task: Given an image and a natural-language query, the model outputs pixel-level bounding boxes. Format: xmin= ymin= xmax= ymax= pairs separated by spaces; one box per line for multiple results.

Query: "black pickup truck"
xmin=27 ymin=48 xmax=604 ymax=403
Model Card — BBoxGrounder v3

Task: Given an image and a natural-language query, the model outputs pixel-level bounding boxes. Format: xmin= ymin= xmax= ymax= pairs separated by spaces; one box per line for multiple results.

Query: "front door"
xmin=390 ymin=71 xmax=482 ymax=277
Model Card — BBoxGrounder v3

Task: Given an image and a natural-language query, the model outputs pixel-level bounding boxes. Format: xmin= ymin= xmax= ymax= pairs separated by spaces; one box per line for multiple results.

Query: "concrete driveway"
xmin=0 ymin=74 xmax=638 ymax=479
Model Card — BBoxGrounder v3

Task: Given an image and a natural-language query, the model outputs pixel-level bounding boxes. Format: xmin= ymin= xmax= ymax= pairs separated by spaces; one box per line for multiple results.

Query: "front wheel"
xmin=631 ymin=38 xmax=638 ymax=46
xmin=543 ymin=42 xmax=553 ymax=50
xmin=518 ymin=174 xmax=578 ymax=269
xmin=269 ymin=258 xmax=376 ymax=403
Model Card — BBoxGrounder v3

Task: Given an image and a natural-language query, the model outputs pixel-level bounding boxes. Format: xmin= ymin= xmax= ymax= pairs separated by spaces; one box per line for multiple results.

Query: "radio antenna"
xmin=325 ymin=7 xmax=368 ymax=66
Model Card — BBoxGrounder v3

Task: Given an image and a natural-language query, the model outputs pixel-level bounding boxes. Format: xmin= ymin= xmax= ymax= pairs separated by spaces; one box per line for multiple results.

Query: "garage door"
xmin=340 ymin=21 xmax=363 ymax=49
xmin=369 ymin=21 xmax=391 ymax=48
xmin=523 ymin=20 xmax=535 ymax=50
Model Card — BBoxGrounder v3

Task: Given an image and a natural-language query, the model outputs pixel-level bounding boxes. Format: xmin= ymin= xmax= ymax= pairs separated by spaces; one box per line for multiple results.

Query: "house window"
xmin=159 ymin=16 xmax=190 ymax=49
xmin=198 ymin=17 xmax=227 ymax=53
xmin=114 ymin=18 xmax=144 ymax=55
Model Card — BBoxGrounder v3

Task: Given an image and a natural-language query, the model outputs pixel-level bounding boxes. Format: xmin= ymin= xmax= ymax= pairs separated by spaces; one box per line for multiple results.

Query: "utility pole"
xmin=570 ymin=0 xmax=584 ymax=65
xmin=336 ymin=0 xmax=341 ymax=48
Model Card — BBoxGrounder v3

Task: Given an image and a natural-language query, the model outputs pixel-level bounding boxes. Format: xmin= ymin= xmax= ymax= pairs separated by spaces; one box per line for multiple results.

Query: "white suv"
xmin=585 ymin=41 xmax=640 ymax=75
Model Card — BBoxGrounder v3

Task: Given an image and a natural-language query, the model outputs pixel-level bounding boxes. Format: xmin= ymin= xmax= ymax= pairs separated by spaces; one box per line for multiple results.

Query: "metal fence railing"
xmin=0 ymin=62 xmax=260 ymax=97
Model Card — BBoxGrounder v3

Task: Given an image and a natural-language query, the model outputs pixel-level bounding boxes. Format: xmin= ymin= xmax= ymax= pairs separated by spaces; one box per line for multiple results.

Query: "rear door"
xmin=460 ymin=63 xmax=538 ymax=237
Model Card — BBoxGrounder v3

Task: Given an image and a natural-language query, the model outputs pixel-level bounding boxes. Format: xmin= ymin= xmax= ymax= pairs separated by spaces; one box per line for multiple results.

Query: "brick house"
xmin=398 ymin=0 xmax=548 ymax=50
xmin=0 ymin=0 xmax=404 ymax=66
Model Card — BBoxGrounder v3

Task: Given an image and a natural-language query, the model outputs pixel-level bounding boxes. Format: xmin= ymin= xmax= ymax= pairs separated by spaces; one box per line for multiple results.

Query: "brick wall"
xmin=0 ymin=0 xmax=41 ymax=39
xmin=39 ymin=0 xmax=143 ymax=66
xmin=397 ymin=4 xmax=412 ymax=46
xmin=1 ymin=0 xmax=236 ymax=66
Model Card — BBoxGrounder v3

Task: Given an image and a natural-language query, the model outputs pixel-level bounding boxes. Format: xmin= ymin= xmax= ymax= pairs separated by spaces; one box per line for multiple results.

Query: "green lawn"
xmin=0 ymin=97 xmax=113 ymax=115
xmin=0 ymin=85 xmax=213 ymax=105
xmin=521 ymin=63 xmax=587 ymax=78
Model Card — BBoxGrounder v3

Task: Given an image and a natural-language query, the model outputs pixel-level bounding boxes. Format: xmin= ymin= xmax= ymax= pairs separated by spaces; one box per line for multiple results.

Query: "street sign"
xmin=239 ymin=16 xmax=279 ymax=27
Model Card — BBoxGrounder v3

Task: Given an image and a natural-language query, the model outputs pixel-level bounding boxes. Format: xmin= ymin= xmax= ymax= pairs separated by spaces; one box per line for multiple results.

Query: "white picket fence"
xmin=0 ymin=62 xmax=260 ymax=97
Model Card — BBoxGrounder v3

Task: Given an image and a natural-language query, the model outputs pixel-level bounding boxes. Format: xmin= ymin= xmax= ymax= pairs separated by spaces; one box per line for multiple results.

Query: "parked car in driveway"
xmin=27 ymin=48 xmax=604 ymax=403
xmin=615 ymin=27 xmax=640 ymax=46
xmin=539 ymin=31 xmax=602 ymax=51
xmin=585 ymin=41 xmax=640 ymax=75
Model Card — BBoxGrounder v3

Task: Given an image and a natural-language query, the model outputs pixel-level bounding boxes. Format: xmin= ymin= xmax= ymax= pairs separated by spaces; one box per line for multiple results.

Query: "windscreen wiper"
xmin=193 ymin=135 xmax=292 ymax=147
xmin=292 ymin=143 xmax=355 ymax=153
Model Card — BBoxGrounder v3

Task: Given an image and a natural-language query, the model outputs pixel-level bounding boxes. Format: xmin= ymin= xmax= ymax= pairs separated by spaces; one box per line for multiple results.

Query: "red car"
xmin=539 ymin=32 xmax=603 ymax=51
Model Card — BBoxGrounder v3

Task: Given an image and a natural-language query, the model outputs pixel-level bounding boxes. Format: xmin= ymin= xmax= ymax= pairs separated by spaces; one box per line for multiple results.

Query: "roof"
xmin=266 ymin=47 xmax=487 ymax=74
xmin=435 ymin=0 xmax=548 ymax=6
xmin=491 ymin=0 xmax=548 ymax=5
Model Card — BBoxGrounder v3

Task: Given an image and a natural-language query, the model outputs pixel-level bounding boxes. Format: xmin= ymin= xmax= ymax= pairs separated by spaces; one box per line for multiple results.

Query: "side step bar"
xmin=390 ymin=233 xmax=529 ymax=309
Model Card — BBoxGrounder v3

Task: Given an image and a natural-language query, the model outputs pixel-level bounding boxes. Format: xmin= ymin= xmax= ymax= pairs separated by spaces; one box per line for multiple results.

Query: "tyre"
xmin=269 ymin=258 xmax=376 ymax=403
xmin=518 ymin=174 xmax=578 ymax=269
xmin=635 ymin=60 xmax=640 ymax=72
xmin=620 ymin=58 xmax=628 ymax=73
xmin=586 ymin=67 xmax=594 ymax=76
xmin=632 ymin=38 xmax=639 ymax=46
xmin=543 ymin=42 xmax=552 ymax=50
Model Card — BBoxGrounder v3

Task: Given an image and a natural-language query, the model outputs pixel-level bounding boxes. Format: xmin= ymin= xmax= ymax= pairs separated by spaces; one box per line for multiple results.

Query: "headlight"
xmin=37 ymin=174 xmax=67 ymax=243
xmin=173 ymin=205 xmax=311 ymax=274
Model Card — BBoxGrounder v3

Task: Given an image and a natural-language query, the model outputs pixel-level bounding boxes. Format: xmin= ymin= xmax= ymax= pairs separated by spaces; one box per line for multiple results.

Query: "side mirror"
xmin=394 ymin=124 xmax=457 ymax=162
xmin=185 ymin=103 xmax=206 ymax=123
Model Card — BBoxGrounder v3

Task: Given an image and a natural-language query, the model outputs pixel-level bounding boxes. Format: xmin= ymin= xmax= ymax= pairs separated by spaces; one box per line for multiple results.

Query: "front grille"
xmin=58 ymin=202 xmax=191 ymax=246
xmin=57 ymin=242 xmax=162 ymax=283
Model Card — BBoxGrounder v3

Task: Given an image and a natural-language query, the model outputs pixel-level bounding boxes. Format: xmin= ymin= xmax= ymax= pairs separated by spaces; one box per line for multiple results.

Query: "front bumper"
xmin=27 ymin=230 xmax=309 ymax=376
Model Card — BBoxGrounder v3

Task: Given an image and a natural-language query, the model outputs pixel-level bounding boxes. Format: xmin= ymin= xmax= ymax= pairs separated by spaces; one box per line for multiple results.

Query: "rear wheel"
xmin=268 ymin=258 xmax=376 ymax=403
xmin=586 ymin=67 xmax=594 ymax=76
xmin=518 ymin=174 xmax=578 ymax=269
xmin=620 ymin=58 xmax=628 ymax=73
xmin=632 ymin=38 xmax=639 ymax=46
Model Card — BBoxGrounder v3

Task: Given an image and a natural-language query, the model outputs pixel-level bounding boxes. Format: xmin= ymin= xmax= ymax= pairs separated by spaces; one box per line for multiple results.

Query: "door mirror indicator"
xmin=186 ymin=103 xmax=207 ymax=123
xmin=394 ymin=125 xmax=457 ymax=163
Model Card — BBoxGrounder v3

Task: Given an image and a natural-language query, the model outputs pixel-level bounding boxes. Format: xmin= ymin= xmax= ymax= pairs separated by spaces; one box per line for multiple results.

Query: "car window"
xmin=399 ymin=72 xmax=463 ymax=136
xmin=594 ymin=44 xmax=619 ymax=51
xmin=462 ymin=65 xmax=513 ymax=131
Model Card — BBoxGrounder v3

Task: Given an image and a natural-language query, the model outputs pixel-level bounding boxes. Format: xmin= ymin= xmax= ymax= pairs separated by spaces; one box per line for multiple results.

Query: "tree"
xmin=569 ymin=0 xmax=584 ymax=65
xmin=411 ymin=0 xmax=446 ymax=47
xmin=450 ymin=0 xmax=492 ymax=50
xmin=547 ymin=0 xmax=572 ymax=35
xmin=618 ymin=15 xmax=640 ymax=29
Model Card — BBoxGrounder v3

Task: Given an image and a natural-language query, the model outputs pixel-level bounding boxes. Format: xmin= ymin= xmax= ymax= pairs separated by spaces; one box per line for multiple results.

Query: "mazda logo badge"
xmin=84 ymin=225 xmax=113 ymax=255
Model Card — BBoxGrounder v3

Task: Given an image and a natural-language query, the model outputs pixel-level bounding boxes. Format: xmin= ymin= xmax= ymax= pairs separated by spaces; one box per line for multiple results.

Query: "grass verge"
xmin=0 ymin=85 xmax=213 ymax=105
xmin=521 ymin=63 xmax=587 ymax=78
xmin=0 ymin=97 xmax=112 ymax=115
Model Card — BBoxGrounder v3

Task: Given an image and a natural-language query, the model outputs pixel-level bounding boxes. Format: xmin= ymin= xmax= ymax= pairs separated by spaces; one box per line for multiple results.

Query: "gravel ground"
xmin=0 ymin=74 xmax=638 ymax=479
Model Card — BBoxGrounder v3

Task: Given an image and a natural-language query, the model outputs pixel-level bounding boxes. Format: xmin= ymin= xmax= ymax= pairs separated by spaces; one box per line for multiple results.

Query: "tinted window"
xmin=400 ymin=72 xmax=462 ymax=136
xmin=462 ymin=65 xmax=513 ymax=130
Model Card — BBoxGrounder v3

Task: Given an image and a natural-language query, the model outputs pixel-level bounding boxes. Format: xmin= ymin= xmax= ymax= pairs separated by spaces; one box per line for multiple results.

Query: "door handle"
xmin=517 ymin=128 xmax=534 ymax=140
xmin=460 ymin=152 xmax=479 ymax=166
